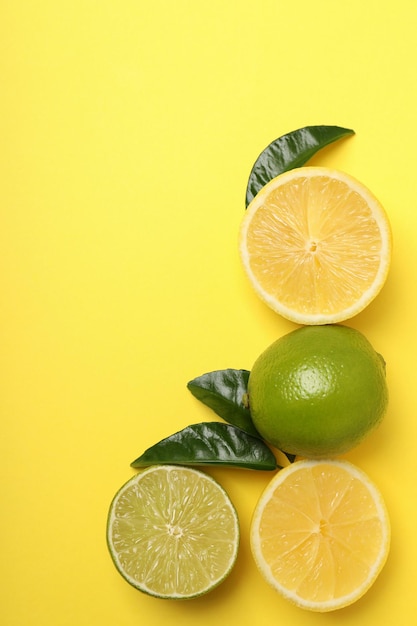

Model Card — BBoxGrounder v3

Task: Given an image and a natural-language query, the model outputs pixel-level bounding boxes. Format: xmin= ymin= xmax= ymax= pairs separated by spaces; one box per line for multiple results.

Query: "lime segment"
xmin=107 ymin=465 xmax=239 ymax=599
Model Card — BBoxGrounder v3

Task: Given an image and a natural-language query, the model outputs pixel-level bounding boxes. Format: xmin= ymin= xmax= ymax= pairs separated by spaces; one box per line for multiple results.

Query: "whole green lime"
xmin=248 ymin=325 xmax=388 ymax=458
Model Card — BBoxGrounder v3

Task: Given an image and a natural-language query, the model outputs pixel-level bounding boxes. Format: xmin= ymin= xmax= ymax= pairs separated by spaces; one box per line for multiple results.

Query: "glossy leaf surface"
xmin=187 ymin=369 xmax=259 ymax=437
xmin=130 ymin=422 xmax=278 ymax=470
xmin=245 ymin=125 xmax=355 ymax=206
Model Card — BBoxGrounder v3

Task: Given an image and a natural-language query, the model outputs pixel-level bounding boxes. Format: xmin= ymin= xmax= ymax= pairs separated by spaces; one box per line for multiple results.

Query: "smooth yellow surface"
xmin=1 ymin=1 xmax=415 ymax=624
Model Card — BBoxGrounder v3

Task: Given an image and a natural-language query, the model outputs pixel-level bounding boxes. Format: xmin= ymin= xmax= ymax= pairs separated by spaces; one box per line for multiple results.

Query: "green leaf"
xmin=187 ymin=369 xmax=259 ymax=437
xmin=245 ymin=125 xmax=355 ymax=207
xmin=130 ymin=422 xmax=278 ymax=470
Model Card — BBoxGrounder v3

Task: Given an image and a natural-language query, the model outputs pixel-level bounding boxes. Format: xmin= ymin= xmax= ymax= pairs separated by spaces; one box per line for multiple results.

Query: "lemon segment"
xmin=250 ymin=459 xmax=390 ymax=612
xmin=107 ymin=465 xmax=240 ymax=599
xmin=239 ymin=167 xmax=392 ymax=325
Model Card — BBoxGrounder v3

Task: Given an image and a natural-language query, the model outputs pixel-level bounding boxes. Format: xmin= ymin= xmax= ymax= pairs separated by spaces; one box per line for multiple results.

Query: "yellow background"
xmin=1 ymin=1 xmax=416 ymax=624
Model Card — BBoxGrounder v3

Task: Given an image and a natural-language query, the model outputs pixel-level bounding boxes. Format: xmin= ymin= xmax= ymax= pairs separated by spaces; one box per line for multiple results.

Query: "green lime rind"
xmin=248 ymin=325 xmax=388 ymax=458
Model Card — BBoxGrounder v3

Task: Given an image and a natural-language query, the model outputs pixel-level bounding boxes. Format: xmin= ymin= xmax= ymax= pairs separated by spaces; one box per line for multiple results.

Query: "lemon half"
xmin=250 ymin=459 xmax=390 ymax=612
xmin=239 ymin=167 xmax=392 ymax=325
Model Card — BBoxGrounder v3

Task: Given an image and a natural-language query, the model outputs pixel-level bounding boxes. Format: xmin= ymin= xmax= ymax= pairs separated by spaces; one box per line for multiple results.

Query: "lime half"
xmin=106 ymin=465 xmax=240 ymax=599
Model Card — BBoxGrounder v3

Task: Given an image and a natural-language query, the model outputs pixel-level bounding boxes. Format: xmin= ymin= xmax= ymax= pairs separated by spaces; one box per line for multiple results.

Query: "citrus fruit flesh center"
xmin=240 ymin=168 xmax=392 ymax=324
xmin=251 ymin=460 xmax=390 ymax=611
xmin=107 ymin=465 xmax=239 ymax=599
